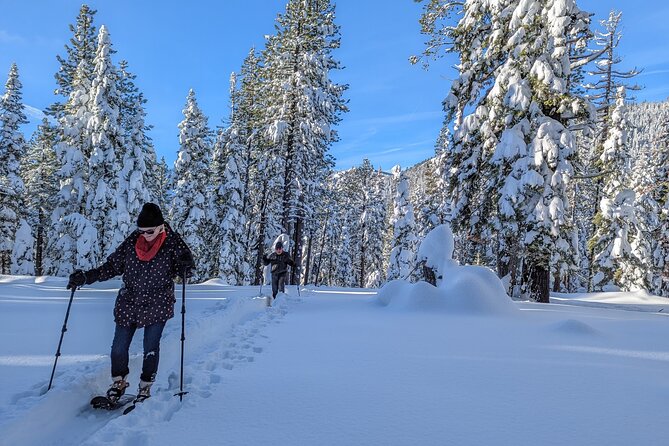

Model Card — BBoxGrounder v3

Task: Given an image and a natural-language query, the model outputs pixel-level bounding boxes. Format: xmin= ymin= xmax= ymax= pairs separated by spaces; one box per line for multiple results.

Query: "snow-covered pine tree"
xmin=416 ymin=1 xmax=517 ymax=272
xmin=564 ymin=13 xmax=599 ymax=292
xmin=316 ymin=160 xmax=390 ymax=288
xmin=586 ymin=10 xmax=641 ymax=146
xmin=570 ymin=109 xmax=600 ymax=292
xmin=309 ymin=176 xmax=339 ymax=285
xmin=262 ymin=0 xmax=347 ymax=284
xmin=387 ymin=169 xmax=417 ymax=281
xmin=583 ymin=10 xmax=642 ymax=289
xmin=155 ymin=156 xmax=172 ymax=211
xmin=214 ymin=127 xmax=250 ymax=284
xmin=234 ymin=49 xmax=264 ymax=218
xmin=588 ymin=87 xmax=646 ymax=290
xmin=87 ymin=25 xmax=123 ymax=260
xmin=516 ymin=0 xmax=592 ymax=300
xmin=433 ymin=132 xmax=452 ymax=225
xmin=115 ymin=60 xmax=154 ymax=247
xmin=44 ymin=5 xmax=99 ymax=275
xmin=233 ymin=48 xmax=286 ymax=286
xmin=410 ymin=157 xmax=443 ymax=239
xmin=333 ymin=221 xmax=356 ymax=287
xmin=300 ymin=178 xmax=329 ymax=285
xmin=48 ymin=57 xmax=97 ymax=276
xmin=11 ymin=220 xmax=34 ymax=275
xmin=361 ymin=172 xmax=387 ymax=287
xmin=171 ymin=89 xmax=213 ymax=282
xmin=0 ymin=63 xmax=28 ymax=274
xmin=221 ymin=51 xmax=269 ymax=285
xmin=628 ymin=101 xmax=669 ymax=295
xmin=655 ymin=118 xmax=669 ymax=296
xmin=22 ymin=118 xmax=59 ymax=276
xmin=415 ymin=0 xmax=593 ymax=301
xmin=47 ymin=4 xmax=98 ymax=120
xmin=212 ymin=73 xmax=251 ymax=285
xmin=247 ymin=151 xmax=284 ymax=285
xmin=342 ymin=160 xmax=372 ymax=286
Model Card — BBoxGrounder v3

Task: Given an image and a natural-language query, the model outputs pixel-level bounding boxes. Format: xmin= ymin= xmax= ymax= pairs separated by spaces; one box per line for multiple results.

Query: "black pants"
xmin=111 ymin=321 xmax=165 ymax=383
xmin=271 ymin=272 xmax=287 ymax=298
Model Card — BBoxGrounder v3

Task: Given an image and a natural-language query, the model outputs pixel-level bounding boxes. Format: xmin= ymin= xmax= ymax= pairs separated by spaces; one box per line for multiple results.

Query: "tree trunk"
xmin=359 ymin=190 xmax=368 ymax=288
xmin=587 ymin=180 xmax=602 ymax=292
xmin=314 ymin=212 xmax=329 ymax=286
xmin=526 ymin=260 xmax=550 ymax=303
xmin=35 ymin=208 xmax=44 ymax=276
xmin=552 ymin=264 xmax=561 ymax=293
xmin=253 ymin=181 xmax=270 ymax=285
xmin=423 ymin=262 xmax=437 ymax=286
xmin=281 ymin=19 xmax=302 ymax=240
xmin=0 ymin=251 xmax=9 ymax=275
xmin=325 ymin=230 xmax=338 ymax=286
xmin=304 ymin=229 xmax=313 ymax=285
xmin=291 ymin=214 xmax=303 ymax=285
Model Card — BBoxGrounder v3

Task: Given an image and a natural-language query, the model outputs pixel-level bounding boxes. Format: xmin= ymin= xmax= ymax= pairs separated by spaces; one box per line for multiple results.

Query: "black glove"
xmin=67 ymin=270 xmax=86 ymax=290
xmin=176 ymin=252 xmax=195 ymax=275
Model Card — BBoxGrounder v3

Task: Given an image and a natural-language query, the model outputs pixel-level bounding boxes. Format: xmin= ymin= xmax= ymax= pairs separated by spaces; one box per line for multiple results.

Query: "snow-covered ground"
xmin=1 ymin=274 xmax=668 ymax=445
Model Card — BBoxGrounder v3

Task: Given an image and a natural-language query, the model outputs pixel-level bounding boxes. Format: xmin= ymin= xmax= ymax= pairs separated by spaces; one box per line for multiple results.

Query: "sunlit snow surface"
xmin=0 ymin=274 xmax=668 ymax=446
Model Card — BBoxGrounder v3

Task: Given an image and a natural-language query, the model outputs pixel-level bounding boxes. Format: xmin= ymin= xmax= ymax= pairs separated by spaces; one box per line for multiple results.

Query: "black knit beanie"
xmin=137 ymin=203 xmax=165 ymax=227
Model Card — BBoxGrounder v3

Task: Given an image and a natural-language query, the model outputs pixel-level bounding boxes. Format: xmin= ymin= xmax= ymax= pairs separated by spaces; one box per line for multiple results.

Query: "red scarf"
xmin=135 ymin=229 xmax=167 ymax=262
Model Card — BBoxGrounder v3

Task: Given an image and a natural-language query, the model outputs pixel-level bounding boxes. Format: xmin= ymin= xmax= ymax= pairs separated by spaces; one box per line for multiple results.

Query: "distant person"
xmin=67 ymin=203 xmax=194 ymax=404
xmin=263 ymin=241 xmax=295 ymax=300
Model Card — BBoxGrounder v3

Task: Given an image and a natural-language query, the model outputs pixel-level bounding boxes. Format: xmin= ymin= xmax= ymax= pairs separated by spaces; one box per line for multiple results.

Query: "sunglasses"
xmin=138 ymin=227 xmax=160 ymax=235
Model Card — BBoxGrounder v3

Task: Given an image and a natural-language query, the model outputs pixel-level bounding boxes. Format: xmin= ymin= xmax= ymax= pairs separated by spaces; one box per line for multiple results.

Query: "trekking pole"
xmin=48 ymin=286 xmax=77 ymax=391
xmin=174 ymin=269 xmax=189 ymax=401
xmin=401 ymin=262 xmax=422 ymax=282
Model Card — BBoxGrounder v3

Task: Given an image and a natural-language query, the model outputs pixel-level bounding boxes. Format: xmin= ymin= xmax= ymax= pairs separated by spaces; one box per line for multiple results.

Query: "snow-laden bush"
xmin=377 ymin=224 xmax=517 ymax=316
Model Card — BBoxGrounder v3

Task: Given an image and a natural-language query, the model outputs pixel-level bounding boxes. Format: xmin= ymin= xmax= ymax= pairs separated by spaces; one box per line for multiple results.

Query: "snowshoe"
xmin=90 ymin=376 xmax=131 ymax=410
xmin=122 ymin=381 xmax=152 ymax=415
xmin=90 ymin=393 xmax=135 ymax=410
xmin=107 ymin=376 xmax=129 ymax=401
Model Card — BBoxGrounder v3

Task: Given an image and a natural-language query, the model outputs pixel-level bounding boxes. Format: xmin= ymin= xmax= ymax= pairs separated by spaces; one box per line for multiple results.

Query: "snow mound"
xmin=378 ymin=224 xmax=518 ymax=316
xmin=550 ymin=319 xmax=599 ymax=336
xmin=376 ymin=280 xmax=444 ymax=311
xmin=553 ymin=290 xmax=667 ymax=306
xmin=416 ymin=224 xmax=456 ymax=285
xmin=33 ymin=276 xmax=63 ymax=284
xmin=377 ymin=268 xmax=517 ymax=316
xmin=202 ymin=278 xmax=229 ymax=286
xmin=439 ymin=264 xmax=518 ymax=316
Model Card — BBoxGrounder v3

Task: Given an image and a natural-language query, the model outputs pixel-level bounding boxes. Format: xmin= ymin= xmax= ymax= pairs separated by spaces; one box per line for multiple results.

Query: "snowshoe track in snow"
xmin=0 ymin=288 xmax=303 ymax=446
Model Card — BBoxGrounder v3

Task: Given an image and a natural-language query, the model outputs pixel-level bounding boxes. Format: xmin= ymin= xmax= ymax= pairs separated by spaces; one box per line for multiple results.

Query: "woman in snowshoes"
xmin=67 ymin=203 xmax=194 ymax=404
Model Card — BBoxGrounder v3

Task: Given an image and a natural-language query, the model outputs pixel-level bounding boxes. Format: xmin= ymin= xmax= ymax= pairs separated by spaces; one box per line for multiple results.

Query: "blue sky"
xmin=1 ymin=0 xmax=668 ymax=171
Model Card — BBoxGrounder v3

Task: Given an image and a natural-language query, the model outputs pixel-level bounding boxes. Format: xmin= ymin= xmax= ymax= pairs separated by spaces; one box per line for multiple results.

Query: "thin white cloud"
xmin=347 ymin=111 xmax=442 ymax=127
xmin=376 ymin=138 xmax=437 ymax=155
xmin=635 ymin=86 xmax=669 ymax=102
xmin=336 ymin=147 xmax=435 ymax=172
xmin=0 ymin=30 xmax=26 ymax=45
xmin=0 ymin=29 xmax=61 ymax=48
xmin=24 ymin=105 xmax=46 ymax=120
xmin=638 ymin=68 xmax=669 ymax=77
xmin=334 ymin=138 xmax=437 ymax=170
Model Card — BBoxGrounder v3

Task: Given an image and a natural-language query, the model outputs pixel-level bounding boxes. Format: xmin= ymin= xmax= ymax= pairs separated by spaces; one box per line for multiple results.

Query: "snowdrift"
xmin=377 ymin=225 xmax=518 ymax=316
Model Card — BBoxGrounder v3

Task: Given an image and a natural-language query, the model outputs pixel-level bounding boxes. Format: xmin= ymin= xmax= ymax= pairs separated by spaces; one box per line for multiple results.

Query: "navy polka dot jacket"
xmin=84 ymin=224 xmax=194 ymax=328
